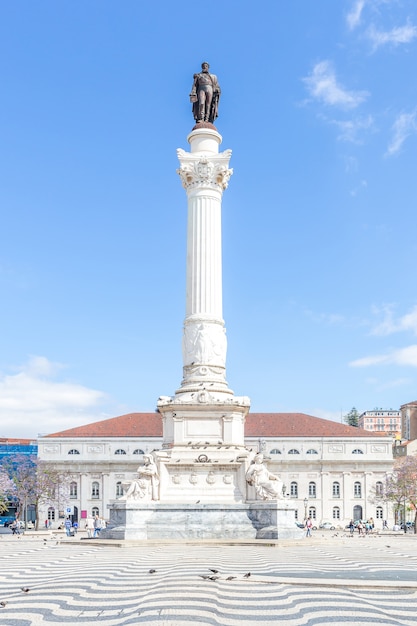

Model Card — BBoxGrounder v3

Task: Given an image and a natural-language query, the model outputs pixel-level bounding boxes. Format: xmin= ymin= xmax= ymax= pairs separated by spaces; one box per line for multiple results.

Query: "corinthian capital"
xmin=177 ymin=148 xmax=233 ymax=191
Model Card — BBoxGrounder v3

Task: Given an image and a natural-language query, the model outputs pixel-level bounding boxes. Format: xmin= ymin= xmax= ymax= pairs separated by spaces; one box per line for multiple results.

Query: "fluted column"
xmin=176 ymin=128 xmax=233 ymax=396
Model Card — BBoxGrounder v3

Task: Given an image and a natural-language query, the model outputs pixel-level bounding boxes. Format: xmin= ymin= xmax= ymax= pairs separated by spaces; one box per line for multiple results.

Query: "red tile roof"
xmin=245 ymin=413 xmax=385 ymax=438
xmin=44 ymin=412 xmax=386 ymax=439
xmin=45 ymin=413 xmax=162 ymax=438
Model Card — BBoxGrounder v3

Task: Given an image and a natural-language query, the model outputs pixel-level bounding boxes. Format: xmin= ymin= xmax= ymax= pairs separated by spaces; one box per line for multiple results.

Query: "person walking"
xmin=305 ymin=517 xmax=313 ymax=537
xmin=64 ymin=518 xmax=72 ymax=537
xmin=93 ymin=515 xmax=101 ymax=538
xmin=85 ymin=516 xmax=95 ymax=538
xmin=348 ymin=519 xmax=355 ymax=536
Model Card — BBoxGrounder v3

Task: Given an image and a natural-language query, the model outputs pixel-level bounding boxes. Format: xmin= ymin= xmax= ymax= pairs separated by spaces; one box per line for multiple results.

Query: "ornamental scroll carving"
xmin=177 ymin=149 xmax=233 ymax=191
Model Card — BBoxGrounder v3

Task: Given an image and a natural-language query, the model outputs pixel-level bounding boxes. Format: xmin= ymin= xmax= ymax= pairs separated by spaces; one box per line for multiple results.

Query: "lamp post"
xmin=304 ymin=497 xmax=308 ymax=521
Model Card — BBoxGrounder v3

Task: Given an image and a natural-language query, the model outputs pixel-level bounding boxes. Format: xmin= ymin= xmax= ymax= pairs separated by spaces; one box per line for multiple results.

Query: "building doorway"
xmin=353 ymin=505 xmax=363 ymax=521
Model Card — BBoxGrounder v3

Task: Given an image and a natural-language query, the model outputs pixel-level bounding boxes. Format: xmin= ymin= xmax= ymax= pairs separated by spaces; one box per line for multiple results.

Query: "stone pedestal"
xmin=101 ymin=501 xmax=302 ymax=541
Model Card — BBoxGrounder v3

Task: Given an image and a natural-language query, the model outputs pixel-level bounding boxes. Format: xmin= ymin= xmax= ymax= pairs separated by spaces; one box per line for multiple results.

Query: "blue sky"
xmin=1 ymin=0 xmax=417 ymax=438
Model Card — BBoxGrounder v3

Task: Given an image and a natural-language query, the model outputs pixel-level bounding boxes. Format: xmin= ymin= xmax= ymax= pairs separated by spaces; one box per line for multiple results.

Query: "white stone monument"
xmin=102 ymin=66 xmax=300 ymax=540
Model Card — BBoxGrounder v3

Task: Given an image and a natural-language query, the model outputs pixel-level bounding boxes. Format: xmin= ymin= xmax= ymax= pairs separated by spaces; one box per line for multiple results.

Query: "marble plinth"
xmin=100 ymin=501 xmax=302 ymax=541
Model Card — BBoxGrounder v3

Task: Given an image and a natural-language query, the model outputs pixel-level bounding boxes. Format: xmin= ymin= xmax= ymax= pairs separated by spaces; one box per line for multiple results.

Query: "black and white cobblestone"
xmin=0 ymin=534 xmax=416 ymax=625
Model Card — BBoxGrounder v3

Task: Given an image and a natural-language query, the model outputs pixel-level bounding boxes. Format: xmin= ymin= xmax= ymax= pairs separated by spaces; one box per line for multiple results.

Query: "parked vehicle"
xmin=2 ymin=518 xmax=16 ymax=527
xmin=319 ymin=522 xmax=336 ymax=530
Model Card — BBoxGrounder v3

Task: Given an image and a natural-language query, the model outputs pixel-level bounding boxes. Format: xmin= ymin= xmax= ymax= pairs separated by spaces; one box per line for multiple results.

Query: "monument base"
xmin=100 ymin=501 xmax=302 ymax=541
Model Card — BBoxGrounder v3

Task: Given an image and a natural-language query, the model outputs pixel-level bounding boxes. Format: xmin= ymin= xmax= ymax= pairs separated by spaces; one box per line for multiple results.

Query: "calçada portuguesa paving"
xmin=0 ymin=529 xmax=416 ymax=626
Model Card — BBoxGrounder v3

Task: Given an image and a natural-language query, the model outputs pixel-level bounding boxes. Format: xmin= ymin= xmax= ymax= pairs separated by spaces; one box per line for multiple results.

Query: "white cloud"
xmin=0 ymin=357 xmax=109 ymax=438
xmin=367 ymin=22 xmax=417 ymax=50
xmin=330 ymin=115 xmax=374 ymax=143
xmin=303 ymin=61 xmax=369 ymax=110
xmin=347 ymin=0 xmax=366 ymax=30
xmin=371 ymin=304 xmax=417 ymax=336
xmin=386 ymin=110 xmax=417 ymax=156
xmin=350 ymin=344 xmax=417 ymax=367
xmin=364 ymin=375 xmax=411 ymax=392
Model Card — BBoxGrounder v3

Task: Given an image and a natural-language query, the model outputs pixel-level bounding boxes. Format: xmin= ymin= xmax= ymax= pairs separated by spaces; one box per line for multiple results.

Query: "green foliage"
xmin=343 ymin=407 xmax=360 ymax=427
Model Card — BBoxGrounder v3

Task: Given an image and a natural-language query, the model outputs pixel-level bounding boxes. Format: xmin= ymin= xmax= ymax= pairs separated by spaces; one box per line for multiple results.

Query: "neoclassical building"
xmin=37 ymin=411 xmax=394 ymax=529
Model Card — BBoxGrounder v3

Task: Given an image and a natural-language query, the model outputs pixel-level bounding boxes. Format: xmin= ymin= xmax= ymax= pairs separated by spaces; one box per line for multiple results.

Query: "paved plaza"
xmin=0 ymin=532 xmax=416 ymax=625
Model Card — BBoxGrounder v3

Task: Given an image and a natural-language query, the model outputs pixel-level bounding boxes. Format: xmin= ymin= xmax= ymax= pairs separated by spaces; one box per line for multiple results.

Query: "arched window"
xmin=375 ymin=481 xmax=384 ymax=496
xmin=308 ymin=506 xmax=316 ymax=520
xmin=133 ymin=449 xmax=145 ymax=455
xmin=290 ymin=481 xmax=298 ymax=497
xmin=47 ymin=507 xmax=55 ymax=521
xmin=354 ymin=481 xmax=362 ymax=498
xmin=332 ymin=506 xmax=340 ymax=520
xmin=376 ymin=506 xmax=383 ymax=519
xmin=92 ymin=507 xmax=99 ymax=517
xmin=288 ymin=449 xmax=300 ymax=455
xmin=92 ymin=482 xmax=100 ymax=498
xmin=114 ymin=449 xmax=126 ymax=455
xmin=352 ymin=449 xmax=364 ymax=454
xmin=116 ymin=482 xmax=123 ymax=497
xmin=332 ymin=481 xmax=340 ymax=497
xmin=306 ymin=449 xmax=318 ymax=455
xmin=270 ymin=449 xmax=281 ymax=455
xmin=69 ymin=482 xmax=77 ymax=499
xmin=308 ymin=481 xmax=316 ymax=498
xmin=68 ymin=449 xmax=80 ymax=455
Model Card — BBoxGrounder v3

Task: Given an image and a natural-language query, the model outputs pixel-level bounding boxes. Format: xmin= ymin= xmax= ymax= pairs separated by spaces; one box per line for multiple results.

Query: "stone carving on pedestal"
xmin=246 ymin=453 xmax=284 ymax=501
xmin=182 ymin=321 xmax=227 ymax=367
xmin=121 ymin=455 xmax=159 ymax=501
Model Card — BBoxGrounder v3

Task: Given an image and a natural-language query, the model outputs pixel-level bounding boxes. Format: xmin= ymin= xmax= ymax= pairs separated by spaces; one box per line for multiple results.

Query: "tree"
xmin=382 ymin=455 xmax=417 ymax=533
xmin=3 ymin=455 xmax=71 ymax=530
xmin=0 ymin=470 xmax=15 ymax=514
xmin=343 ymin=407 xmax=360 ymax=427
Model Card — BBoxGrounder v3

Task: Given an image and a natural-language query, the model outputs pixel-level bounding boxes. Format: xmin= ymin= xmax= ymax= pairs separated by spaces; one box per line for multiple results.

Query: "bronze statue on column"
xmin=190 ymin=62 xmax=221 ymax=125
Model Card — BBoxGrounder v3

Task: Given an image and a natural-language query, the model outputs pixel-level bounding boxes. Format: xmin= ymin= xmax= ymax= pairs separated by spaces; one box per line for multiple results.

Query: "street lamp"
xmin=304 ymin=497 xmax=308 ymax=520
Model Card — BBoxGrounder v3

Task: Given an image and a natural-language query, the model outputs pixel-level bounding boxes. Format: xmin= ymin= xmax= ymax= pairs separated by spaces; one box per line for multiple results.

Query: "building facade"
xmin=37 ymin=412 xmax=395 ymax=529
xmin=400 ymin=401 xmax=417 ymax=441
xmin=358 ymin=409 xmax=401 ymax=436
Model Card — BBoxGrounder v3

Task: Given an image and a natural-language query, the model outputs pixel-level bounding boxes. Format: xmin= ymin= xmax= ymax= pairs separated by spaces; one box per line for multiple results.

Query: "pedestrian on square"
xmin=93 ymin=515 xmax=101 ymax=538
xmin=383 ymin=520 xmax=388 ymax=530
xmin=64 ymin=518 xmax=72 ymax=537
xmin=85 ymin=517 xmax=94 ymax=538
xmin=305 ymin=517 xmax=313 ymax=537
xmin=72 ymin=521 xmax=78 ymax=534
xmin=348 ymin=519 xmax=355 ymax=536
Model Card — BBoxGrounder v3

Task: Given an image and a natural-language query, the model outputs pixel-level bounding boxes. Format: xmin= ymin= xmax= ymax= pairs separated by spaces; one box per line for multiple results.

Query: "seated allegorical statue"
xmin=246 ymin=453 xmax=284 ymax=500
xmin=121 ymin=455 xmax=159 ymax=501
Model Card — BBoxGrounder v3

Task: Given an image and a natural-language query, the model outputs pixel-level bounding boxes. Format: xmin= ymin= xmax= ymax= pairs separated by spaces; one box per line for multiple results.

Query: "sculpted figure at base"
xmin=190 ymin=62 xmax=221 ymax=124
xmin=246 ymin=453 xmax=284 ymax=500
xmin=121 ymin=455 xmax=159 ymax=501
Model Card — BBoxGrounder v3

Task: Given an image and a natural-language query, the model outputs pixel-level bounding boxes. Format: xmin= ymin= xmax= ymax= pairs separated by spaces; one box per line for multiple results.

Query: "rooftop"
xmin=42 ymin=412 xmax=387 ymax=439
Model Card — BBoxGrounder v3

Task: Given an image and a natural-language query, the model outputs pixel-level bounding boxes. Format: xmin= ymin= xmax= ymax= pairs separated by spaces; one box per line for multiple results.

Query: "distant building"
xmin=400 ymin=401 xmax=417 ymax=441
xmin=37 ymin=412 xmax=395 ymax=529
xmin=0 ymin=438 xmax=38 ymax=462
xmin=0 ymin=439 xmax=38 ymax=522
xmin=358 ymin=409 xmax=401 ymax=436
